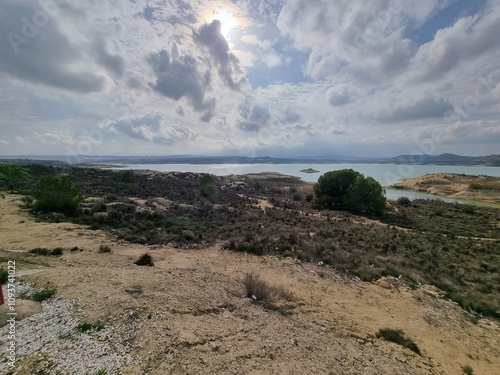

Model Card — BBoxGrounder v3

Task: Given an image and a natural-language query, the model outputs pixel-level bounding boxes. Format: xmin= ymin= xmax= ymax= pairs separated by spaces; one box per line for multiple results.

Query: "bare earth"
xmin=390 ymin=173 xmax=500 ymax=206
xmin=1 ymin=195 xmax=500 ymax=374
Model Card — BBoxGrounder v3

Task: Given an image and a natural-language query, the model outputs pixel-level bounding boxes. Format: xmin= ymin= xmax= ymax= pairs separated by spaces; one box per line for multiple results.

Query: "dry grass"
xmin=241 ymin=272 xmax=295 ymax=312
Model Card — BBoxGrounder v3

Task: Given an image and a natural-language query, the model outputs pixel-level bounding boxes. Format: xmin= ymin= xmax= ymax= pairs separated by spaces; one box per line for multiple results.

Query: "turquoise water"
xmin=112 ymin=163 xmax=500 ymax=203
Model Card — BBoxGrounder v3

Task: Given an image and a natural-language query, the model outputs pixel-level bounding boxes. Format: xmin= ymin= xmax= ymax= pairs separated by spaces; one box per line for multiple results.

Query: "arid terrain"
xmin=1 ymin=187 xmax=500 ymax=374
xmin=390 ymin=173 xmax=500 ymax=207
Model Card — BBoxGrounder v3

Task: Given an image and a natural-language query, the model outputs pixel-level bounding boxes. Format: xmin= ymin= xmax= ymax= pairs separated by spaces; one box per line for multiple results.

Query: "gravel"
xmin=0 ymin=281 xmax=140 ymax=374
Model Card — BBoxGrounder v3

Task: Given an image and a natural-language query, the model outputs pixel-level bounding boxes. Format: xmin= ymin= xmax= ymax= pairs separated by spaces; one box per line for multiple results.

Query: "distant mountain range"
xmin=1 ymin=153 xmax=499 ymax=166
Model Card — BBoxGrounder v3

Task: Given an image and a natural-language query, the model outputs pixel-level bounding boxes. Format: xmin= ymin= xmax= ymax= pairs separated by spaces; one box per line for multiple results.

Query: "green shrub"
xmin=397 ymin=196 xmax=411 ymax=206
xmin=95 ymin=370 xmax=109 ymax=375
xmin=76 ymin=321 xmax=105 ymax=333
xmin=376 ymin=328 xmax=421 ymax=355
xmin=461 ymin=365 xmax=474 ymax=375
xmin=121 ymin=170 xmax=136 ymax=183
xmin=305 ymin=193 xmax=314 ymax=202
xmin=292 ymin=192 xmax=302 ymax=201
xmin=134 ymin=253 xmax=154 ymax=266
xmin=98 ymin=244 xmax=112 ymax=253
xmin=32 ymin=175 xmax=83 ymax=215
xmin=32 ymin=287 xmax=56 ymax=302
xmin=199 ymin=174 xmax=218 ymax=198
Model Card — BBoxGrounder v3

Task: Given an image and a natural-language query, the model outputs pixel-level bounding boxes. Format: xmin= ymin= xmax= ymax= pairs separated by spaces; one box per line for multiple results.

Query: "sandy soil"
xmin=1 ymin=195 xmax=500 ymax=374
xmin=390 ymin=173 xmax=500 ymax=205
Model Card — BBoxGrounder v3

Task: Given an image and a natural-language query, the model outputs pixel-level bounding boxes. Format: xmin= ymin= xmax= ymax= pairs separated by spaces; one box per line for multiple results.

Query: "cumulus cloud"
xmin=103 ymin=113 xmax=198 ymax=145
xmin=326 ymin=85 xmax=356 ymax=107
xmin=375 ymin=97 xmax=454 ymax=124
xmin=148 ymin=50 xmax=216 ymax=121
xmin=0 ymin=1 xmax=117 ymax=93
xmin=36 ymin=130 xmax=75 ymax=145
xmin=237 ymin=102 xmax=271 ymax=132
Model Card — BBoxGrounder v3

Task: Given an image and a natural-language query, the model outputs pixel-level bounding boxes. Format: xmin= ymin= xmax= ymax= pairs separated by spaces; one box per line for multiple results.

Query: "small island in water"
xmin=300 ymin=168 xmax=320 ymax=174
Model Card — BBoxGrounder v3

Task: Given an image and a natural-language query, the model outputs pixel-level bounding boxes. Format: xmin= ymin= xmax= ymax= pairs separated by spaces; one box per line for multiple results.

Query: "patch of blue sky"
xmin=404 ymin=0 xmax=488 ymax=44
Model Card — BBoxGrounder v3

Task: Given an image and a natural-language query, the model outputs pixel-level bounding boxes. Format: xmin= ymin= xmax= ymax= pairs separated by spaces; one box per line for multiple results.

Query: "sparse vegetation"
xmin=461 ymin=364 xmax=474 ymax=375
xmin=31 ymin=287 xmax=56 ymax=302
xmin=134 ymin=253 xmax=154 ymax=266
xmin=6 ymin=164 xmax=500 ymax=318
xmin=76 ymin=321 xmax=105 ymax=333
xmin=98 ymin=244 xmax=112 ymax=253
xmin=376 ymin=328 xmax=421 ymax=355
xmin=241 ymin=272 xmax=294 ymax=311
xmin=29 ymin=247 xmax=64 ymax=256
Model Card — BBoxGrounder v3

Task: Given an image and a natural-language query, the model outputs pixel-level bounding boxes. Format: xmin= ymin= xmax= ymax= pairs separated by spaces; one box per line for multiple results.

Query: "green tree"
xmin=199 ymin=174 xmax=218 ymax=198
xmin=32 ymin=175 xmax=83 ymax=215
xmin=343 ymin=176 xmax=386 ymax=215
xmin=313 ymin=169 xmax=361 ymax=209
xmin=0 ymin=164 xmax=29 ymax=198
xmin=313 ymin=169 xmax=386 ymax=215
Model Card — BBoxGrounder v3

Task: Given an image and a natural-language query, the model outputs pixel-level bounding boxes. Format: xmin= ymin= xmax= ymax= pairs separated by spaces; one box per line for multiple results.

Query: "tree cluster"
xmin=313 ymin=169 xmax=386 ymax=215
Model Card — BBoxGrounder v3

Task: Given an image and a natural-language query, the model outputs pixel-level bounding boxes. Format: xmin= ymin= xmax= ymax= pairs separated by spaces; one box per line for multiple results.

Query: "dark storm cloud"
xmin=376 ymin=97 xmax=454 ymax=124
xmin=148 ymin=50 xmax=215 ymax=121
xmin=0 ymin=1 xmax=110 ymax=93
xmin=194 ymin=20 xmax=247 ymax=91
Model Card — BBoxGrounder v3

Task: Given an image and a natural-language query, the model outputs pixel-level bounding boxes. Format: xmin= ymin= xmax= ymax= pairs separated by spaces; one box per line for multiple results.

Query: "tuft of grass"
xmin=241 ymin=272 xmax=294 ymax=308
xmin=98 ymin=244 xmax=112 ymax=253
xmin=461 ymin=364 xmax=474 ymax=375
xmin=76 ymin=321 xmax=105 ymax=333
xmin=95 ymin=370 xmax=109 ymax=375
xmin=31 ymin=287 xmax=56 ymax=302
xmin=376 ymin=328 xmax=421 ymax=355
xmin=134 ymin=253 xmax=154 ymax=266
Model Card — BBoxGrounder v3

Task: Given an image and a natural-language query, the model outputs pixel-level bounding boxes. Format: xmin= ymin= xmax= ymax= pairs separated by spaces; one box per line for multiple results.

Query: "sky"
xmin=0 ymin=0 xmax=499 ymax=159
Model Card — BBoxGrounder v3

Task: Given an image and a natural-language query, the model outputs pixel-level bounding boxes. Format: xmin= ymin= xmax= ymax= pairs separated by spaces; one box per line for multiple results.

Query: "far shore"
xmin=388 ymin=173 xmax=500 ymax=207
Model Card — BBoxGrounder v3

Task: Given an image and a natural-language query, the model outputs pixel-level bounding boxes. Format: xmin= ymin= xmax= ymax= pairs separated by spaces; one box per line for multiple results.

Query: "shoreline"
xmin=388 ymin=173 xmax=500 ymax=208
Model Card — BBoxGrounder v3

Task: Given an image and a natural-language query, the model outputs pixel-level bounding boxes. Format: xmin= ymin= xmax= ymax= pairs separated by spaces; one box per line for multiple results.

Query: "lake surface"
xmin=111 ymin=163 xmax=500 ymax=203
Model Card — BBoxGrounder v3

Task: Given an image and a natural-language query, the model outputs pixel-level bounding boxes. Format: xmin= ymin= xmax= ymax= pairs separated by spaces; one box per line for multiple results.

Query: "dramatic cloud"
xmin=0 ymin=1 xmax=115 ymax=93
xmin=103 ymin=113 xmax=198 ymax=145
xmin=0 ymin=0 xmax=499 ymax=156
xmin=148 ymin=49 xmax=215 ymax=121
xmin=194 ymin=20 xmax=247 ymax=91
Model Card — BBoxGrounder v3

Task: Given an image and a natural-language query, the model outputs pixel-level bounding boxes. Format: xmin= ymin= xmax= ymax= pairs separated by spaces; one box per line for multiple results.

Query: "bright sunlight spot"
xmin=211 ymin=12 xmax=238 ymax=39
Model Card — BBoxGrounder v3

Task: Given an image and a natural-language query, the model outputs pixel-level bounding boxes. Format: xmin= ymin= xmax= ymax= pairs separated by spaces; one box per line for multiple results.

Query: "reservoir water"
xmin=111 ymin=163 xmax=500 ymax=203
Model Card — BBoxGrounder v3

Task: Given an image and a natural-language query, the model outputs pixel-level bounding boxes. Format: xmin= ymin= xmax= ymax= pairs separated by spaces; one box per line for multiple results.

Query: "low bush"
xmin=134 ymin=253 xmax=154 ymax=266
xmin=29 ymin=247 xmax=64 ymax=256
xmin=76 ymin=321 xmax=105 ymax=333
xmin=31 ymin=287 xmax=56 ymax=302
xmin=241 ymin=272 xmax=294 ymax=307
xmin=397 ymin=196 xmax=411 ymax=206
xmin=376 ymin=328 xmax=421 ymax=355
xmin=98 ymin=244 xmax=112 ymax=253
xmin=461 ymin=364 xmax=474 ymax=375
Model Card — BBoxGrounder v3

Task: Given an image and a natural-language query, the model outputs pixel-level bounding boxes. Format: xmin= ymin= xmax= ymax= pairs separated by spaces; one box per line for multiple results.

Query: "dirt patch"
xmin=1 ymin=195 xmax=499 ymax=374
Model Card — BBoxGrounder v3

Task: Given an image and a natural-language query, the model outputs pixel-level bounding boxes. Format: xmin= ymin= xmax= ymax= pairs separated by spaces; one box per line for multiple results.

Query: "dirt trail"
xmin=1 ymin=195 xmax=499 ymax=374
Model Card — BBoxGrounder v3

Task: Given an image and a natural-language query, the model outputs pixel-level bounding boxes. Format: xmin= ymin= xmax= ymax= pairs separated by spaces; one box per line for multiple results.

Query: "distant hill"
xmin=1 ymin=153 xmax=499 ymax=166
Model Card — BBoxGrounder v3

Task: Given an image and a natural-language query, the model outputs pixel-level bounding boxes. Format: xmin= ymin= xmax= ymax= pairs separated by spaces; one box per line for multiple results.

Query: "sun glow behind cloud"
xmin=211 ymin=11 xmax=238 ymax=39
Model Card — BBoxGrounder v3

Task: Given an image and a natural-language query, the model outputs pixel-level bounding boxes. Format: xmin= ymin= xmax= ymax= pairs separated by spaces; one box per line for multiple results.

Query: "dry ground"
xmin=1 ymin=194 xmax=499 ymax=374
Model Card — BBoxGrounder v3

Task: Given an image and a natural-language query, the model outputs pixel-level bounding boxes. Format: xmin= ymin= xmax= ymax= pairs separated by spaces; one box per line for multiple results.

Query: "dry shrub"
xmin=241 ymin=272 xmax=295 ymax=312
